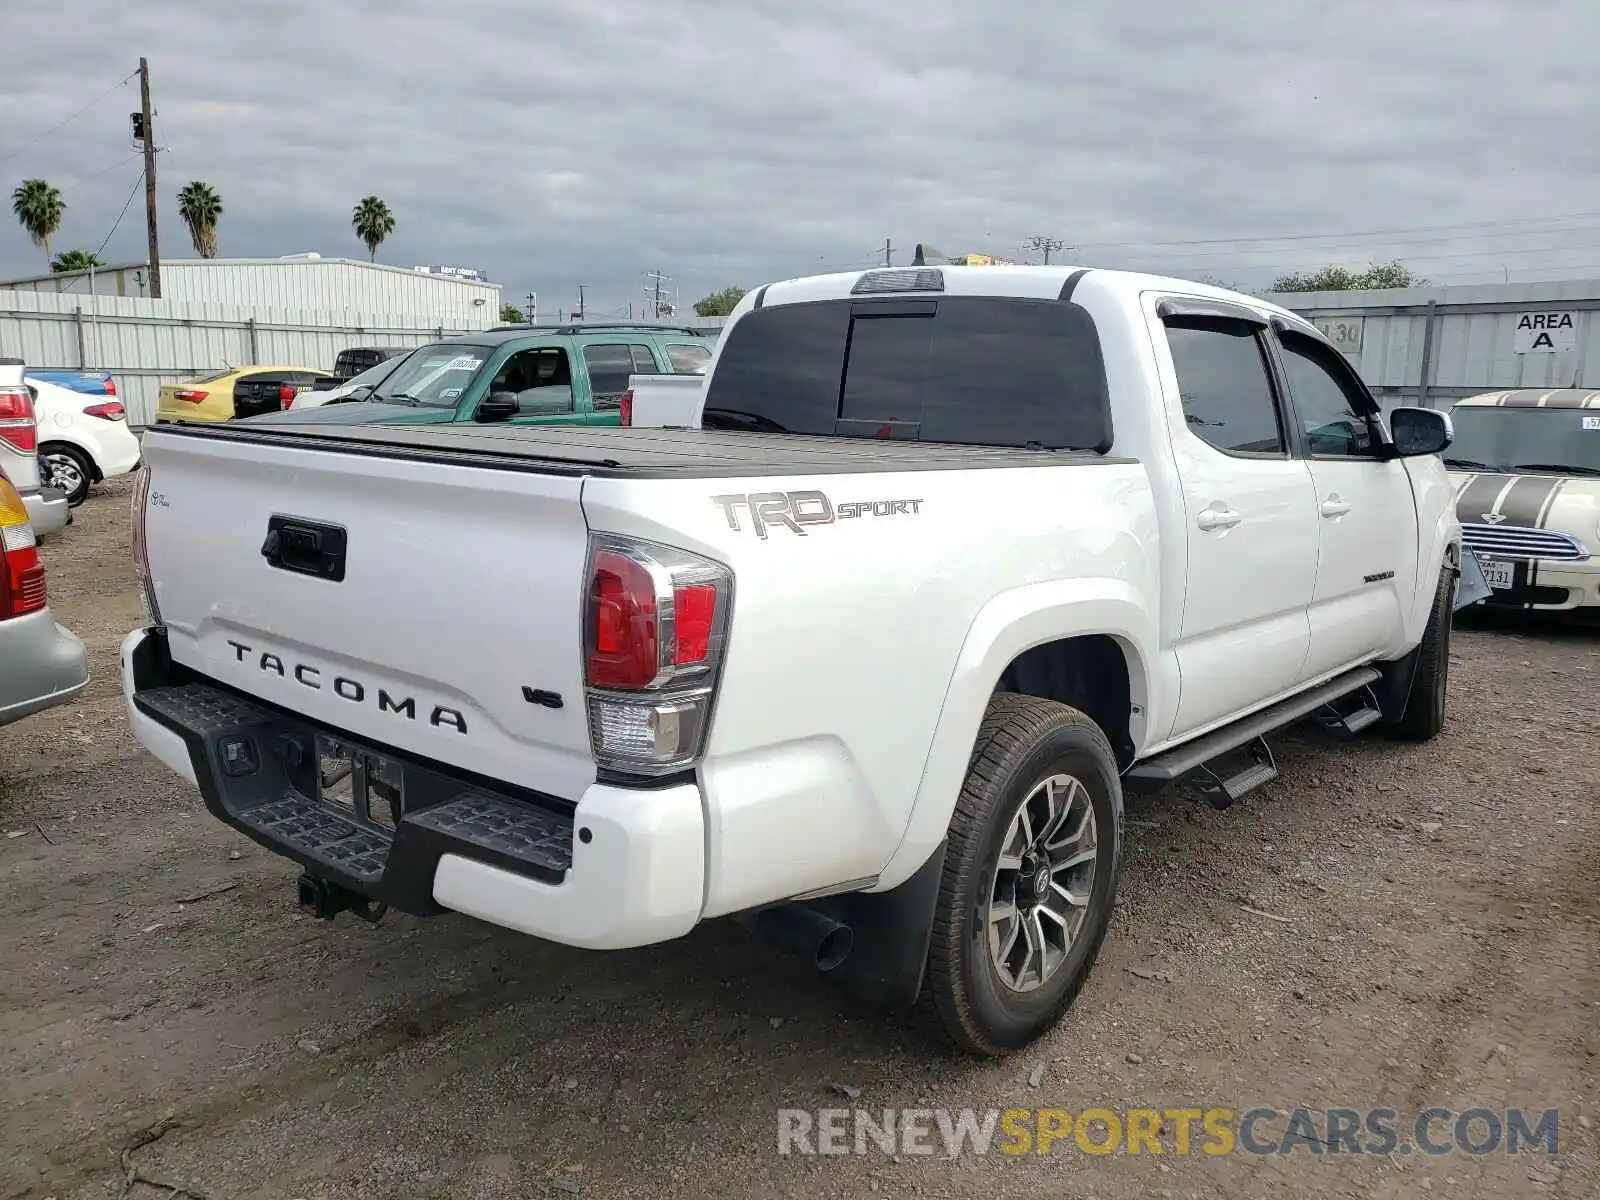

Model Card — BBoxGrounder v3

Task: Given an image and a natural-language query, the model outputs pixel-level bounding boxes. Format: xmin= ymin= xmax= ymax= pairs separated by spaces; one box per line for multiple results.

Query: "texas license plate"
xmin=1481 ymin=559 xmax=1515 ymax=590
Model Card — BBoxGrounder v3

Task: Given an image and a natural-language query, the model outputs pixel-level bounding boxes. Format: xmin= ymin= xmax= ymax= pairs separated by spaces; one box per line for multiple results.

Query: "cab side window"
xmin=1277 ymin=333 xmax=1378 ymax=457
xmin=1163 ymin=318 xmax=1287 ymax=456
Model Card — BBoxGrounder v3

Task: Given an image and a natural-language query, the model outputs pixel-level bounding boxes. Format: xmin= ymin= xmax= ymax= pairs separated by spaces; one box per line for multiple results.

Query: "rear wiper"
xmin=1442 ymin=456 xmax=1501 ymax=471
xmin=1508 ymin=462 xmax=1600 ymax=477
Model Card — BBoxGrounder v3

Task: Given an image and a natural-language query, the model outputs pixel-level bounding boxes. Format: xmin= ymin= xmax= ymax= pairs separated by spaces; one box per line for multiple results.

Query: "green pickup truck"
xmin=275 ymin=323 xmax=715 ymax=428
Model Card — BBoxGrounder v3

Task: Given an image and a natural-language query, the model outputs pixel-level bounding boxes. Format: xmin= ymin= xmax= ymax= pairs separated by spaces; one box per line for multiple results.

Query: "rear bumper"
xmin=20 ymin=487 xmax=69 ymax=537
xmin=0 ymin=610 xmax=89 ymax=727
xmin=120 ymin=628 xmax=705 ymax=949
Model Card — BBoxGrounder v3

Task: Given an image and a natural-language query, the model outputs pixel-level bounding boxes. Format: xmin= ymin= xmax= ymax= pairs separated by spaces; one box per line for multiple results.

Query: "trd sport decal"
xmin=712 ymin=490 xmax=924 ymax=539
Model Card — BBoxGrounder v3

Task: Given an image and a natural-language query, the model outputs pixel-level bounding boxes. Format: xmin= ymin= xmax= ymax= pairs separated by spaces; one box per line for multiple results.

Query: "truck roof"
xmin=1454 ymin=388 xmax=1600 ymax=409
xmin=750 ymin=264 xmax=1320 ymax=334
xmin=146 ymin=420 xmax=1133 ymax=479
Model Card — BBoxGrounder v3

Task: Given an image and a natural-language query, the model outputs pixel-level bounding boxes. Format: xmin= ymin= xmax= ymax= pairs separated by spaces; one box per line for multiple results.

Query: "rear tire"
xmin=40 ymin=443 xmax=93 ymax=507
xmin=920 ymin=693 xmax=1123 ymax=1056
xmin=1385 ymin=563 xmax=1454 ymax=742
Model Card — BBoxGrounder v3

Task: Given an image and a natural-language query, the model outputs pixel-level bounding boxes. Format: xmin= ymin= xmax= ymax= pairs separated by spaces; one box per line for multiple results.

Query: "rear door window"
xmin=583 ymin=344 xmax=638 ymax=408
xmin=630 ymin=345 xmax=660 ymax=374
xmin=700 ymin=297 xmax=1111 ymax=449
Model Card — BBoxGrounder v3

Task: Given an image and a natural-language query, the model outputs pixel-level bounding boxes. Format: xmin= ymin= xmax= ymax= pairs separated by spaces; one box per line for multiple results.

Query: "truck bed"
xmin=146 ymin=420 xmax=1130 ymax=479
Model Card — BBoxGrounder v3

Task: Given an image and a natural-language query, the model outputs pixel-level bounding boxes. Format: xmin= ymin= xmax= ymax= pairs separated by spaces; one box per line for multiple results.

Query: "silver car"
xmin=1 ymin=357 xmax=69 ymax=537
xmin=1 ymin=463 xmax=88 ymax=726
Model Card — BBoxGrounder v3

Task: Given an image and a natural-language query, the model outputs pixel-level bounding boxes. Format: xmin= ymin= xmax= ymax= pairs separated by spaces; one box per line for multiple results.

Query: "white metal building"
xmin=0 ymin=255 xmax=501 ymax=329
xmin=1274 ymin=277 xmax=1600 ymax=410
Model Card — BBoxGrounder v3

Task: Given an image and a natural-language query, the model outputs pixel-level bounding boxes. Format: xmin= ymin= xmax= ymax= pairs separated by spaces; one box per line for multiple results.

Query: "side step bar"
xmin=1125 ymin=666 xmax=1383 ymax=804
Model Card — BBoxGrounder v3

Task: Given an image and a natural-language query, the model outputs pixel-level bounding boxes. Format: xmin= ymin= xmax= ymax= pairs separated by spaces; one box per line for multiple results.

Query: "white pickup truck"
xmin=122 ymin=266 xmax=1461 ymax=1056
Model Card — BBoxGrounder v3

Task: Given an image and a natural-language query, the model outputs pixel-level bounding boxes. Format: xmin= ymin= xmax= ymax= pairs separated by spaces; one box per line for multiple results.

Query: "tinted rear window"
xmin=700 ymin=297 xmax=1110 ymax=449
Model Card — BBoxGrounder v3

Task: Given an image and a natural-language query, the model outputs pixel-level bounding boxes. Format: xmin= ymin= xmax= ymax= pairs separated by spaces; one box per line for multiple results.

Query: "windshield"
xmin=369 ymin=343 xmax=492 ymax=408
xmin=1446 ymin=406 xmax=1600 ymax=474
xmin=345 ymin=355 xmax=405 ymax=390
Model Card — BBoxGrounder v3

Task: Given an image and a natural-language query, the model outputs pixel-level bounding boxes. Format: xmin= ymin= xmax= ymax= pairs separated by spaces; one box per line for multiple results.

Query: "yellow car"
xmin=157 ymin=365 xmax=332 ymax=423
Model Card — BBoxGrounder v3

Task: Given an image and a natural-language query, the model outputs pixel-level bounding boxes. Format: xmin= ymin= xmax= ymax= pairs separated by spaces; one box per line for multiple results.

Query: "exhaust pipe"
xmin=749 ymin=903 xmax=855 ymax=972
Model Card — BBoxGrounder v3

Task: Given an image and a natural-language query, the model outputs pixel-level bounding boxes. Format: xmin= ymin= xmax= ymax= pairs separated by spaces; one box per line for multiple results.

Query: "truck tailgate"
xmin=141 ymin=430 xmax=597 ymax=801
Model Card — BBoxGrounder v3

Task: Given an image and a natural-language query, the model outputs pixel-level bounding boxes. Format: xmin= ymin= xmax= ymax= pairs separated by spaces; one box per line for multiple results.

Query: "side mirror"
xmin=1389 ymin=407 xmax=1453 ymax=457
xmin=477 ymin=392 xmax=518 ymax=423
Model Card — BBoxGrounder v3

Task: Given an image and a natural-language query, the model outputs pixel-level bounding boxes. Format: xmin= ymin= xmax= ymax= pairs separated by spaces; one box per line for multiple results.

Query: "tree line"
xmin=9 ymin=178 xmax=398 ymax=273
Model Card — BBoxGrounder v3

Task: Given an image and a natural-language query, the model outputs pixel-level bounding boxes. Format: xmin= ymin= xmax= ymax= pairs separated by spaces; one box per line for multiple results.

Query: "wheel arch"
xmin=874 ymin=579 xmax=1156 ymax=891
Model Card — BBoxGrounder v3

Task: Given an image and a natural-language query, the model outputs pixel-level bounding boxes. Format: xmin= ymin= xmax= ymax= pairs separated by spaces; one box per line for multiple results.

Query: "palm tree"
xmin=176 ymin=180 xmax=224 ymax=258
xmin=11 ymin=179 xmax=66 ymax=268
xmin=351 ymin=196 xmax=395 ymax=262
xmin=51 ymin=249 xmax=106 ymax=273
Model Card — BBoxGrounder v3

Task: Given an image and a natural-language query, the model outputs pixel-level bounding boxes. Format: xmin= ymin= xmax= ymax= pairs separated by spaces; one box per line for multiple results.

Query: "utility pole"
xmin=575 ymin=284 xmax=586 ymax=322
xmin=644 ymin=270 xmax=671 ymax=318
xmin=524 ymin=291 xmax=537 ymax=323
xmin=1025 ymin=235 xmax=1066 ymax=266
xmin=883 ymin=239 xmax=893 ymax=267
xmin=137 ymin=57 xmax=162 ymax=299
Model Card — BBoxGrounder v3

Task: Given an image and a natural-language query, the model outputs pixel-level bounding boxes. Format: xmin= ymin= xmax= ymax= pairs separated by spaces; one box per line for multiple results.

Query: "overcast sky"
xmin=2 ymin=0 xmax=1597 ymax=314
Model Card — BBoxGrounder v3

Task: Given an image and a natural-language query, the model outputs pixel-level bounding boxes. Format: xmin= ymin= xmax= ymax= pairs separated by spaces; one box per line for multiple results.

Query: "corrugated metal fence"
xmin=1275 ymin=278 xmax=1600 ymax=410
xmin=0 ymin=289 xmax=481 ymax=426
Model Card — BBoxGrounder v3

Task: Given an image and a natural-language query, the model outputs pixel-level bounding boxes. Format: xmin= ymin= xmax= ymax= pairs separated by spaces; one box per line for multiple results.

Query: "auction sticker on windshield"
xmin=1583 ymin=415 xmax=1600 ymax=430
xmin=444 ymin=357 xmax=481 ymax=372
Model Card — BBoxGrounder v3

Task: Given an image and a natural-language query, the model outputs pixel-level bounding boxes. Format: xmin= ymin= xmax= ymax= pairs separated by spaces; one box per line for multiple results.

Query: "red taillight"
xmin=280 ymin=384 xmax=295 ymax=409
xmin=0 ymin=385 xmax=37 ymax=453
xmin=588 ymin=549 xmax=661 ymax=689
xmin=674 ymin=584 xmax=716 ymax=664
xmin=173 ymin=389 xmax=207 ymax=403
xmin=1 ymin=476 xmax=45 ymax=620
xmin=583 ymin=536 xmax=731 ymax=776
xmin=84 ymin=401 xmax=125 ymax=421
xmin=103 ymin=377 xmax=117 ymax=397
xmin=619 ymin=388 xmax=634 ymax=427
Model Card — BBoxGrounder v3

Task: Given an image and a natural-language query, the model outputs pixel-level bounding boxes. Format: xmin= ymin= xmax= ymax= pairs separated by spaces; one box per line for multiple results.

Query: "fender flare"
xmin=873 ymin=577 xmax=1158 ymax=891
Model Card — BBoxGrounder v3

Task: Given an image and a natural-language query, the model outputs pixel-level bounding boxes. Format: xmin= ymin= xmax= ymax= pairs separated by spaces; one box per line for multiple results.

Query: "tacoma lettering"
xmin=225 ymin=639 xmax=466 ymax=733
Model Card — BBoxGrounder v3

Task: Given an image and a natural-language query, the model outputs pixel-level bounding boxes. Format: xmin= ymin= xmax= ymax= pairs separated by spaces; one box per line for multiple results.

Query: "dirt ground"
xmin=1 ymin=478 xmax=1596 ymax=1200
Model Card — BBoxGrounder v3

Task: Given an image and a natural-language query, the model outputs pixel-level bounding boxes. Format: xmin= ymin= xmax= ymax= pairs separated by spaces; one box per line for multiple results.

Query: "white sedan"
xmin=29 ymin=377 xmax=143 ymax=506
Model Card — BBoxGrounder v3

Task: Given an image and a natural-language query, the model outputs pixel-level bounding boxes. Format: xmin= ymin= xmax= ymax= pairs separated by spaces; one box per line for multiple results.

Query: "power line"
xmin=1070 ymin=207 xmax=1600 ymax=253
xmin=92 ymin=164 xmax=146 ymax=259
xmin=0 ymin=70 xmax=138 ymax=165
xmin=61 ymin=153 xmax=143 ymax=196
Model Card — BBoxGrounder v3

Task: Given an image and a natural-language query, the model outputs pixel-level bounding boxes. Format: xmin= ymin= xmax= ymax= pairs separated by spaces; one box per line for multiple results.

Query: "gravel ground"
xmin=1 ymin=478 xmax=1596 ymax=1200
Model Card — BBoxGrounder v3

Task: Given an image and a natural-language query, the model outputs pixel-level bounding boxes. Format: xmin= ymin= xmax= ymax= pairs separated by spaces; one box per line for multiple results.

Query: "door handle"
xmin=1320 ymin=494 xmax=1352 ymax=519
xmin=1196 ymin=506 xmax=1241 ymax=532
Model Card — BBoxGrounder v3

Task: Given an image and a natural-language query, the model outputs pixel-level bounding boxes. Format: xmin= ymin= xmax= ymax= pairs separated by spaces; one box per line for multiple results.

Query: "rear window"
xmin=700 ymin=297 xmax=1110 ymax=449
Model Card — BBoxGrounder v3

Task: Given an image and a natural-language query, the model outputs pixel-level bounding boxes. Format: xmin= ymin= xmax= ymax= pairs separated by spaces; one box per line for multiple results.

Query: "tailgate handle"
xmin=261 ymin=515 xmax=347 ymax=582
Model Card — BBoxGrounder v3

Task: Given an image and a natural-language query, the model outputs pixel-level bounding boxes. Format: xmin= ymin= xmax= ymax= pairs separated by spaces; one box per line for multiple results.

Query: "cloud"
xmin=2 ymin=0 xmax=1598 ymax=311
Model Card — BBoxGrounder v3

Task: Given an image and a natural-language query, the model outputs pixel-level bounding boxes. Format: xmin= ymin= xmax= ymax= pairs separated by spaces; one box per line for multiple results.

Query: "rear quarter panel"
xmin=582 ymin=459 xmax=1159 ymax=915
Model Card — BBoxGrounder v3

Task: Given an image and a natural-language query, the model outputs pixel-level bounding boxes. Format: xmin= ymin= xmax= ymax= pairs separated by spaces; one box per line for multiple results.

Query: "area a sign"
xmin=1511 ymin=311 xmax=1577 ymax=354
